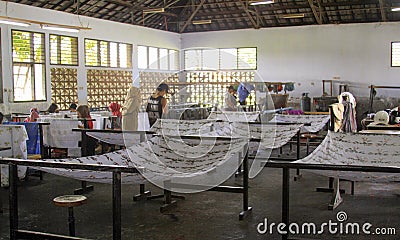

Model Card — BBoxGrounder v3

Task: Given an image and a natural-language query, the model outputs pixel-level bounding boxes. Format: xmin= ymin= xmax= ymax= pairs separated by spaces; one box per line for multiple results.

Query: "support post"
xmin=239 ymin=145 xmax=252 ymax=220
xmin=282 ymin=167 xmax=290 ymax=240
xmin=9 ymin=164 xmax=18 ymax=240
xmin=112 ymin=171 xmax=122 ymax=240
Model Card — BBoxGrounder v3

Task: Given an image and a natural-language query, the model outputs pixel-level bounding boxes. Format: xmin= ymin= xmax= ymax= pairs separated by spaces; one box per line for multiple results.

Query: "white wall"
xmin=181 ymin=23 xmax=400 ymax=98
xmin=0 ymin=1 xmax=180 ymax=113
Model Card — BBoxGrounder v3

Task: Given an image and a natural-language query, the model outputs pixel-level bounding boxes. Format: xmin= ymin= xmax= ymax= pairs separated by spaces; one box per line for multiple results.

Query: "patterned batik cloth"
xmin=0 ymin=125 xmax=28 ymax=186
xmin=34 ymin=135 xmax=247 ymax=187
xmin=294 ymin=131 xmax=400 ymax=182
xmin=271 ymin=114 xmax=330 ymax=133
xmin=208 ymin=111 xmax=260 ymax=122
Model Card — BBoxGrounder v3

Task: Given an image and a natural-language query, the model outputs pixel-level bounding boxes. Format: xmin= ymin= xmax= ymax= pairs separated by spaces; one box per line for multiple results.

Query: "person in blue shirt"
xmin=237 ymin=83 xmax=254 ymax=106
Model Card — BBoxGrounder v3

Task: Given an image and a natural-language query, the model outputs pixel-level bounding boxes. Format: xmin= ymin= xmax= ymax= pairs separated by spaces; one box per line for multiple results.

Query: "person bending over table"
xmin=146 ymin=83 xmax=168 ymax=127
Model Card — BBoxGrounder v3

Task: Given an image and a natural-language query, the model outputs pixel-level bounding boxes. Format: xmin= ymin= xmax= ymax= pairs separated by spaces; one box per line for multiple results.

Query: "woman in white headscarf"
xmin=121 ymin=86 xmax=141 ymax=131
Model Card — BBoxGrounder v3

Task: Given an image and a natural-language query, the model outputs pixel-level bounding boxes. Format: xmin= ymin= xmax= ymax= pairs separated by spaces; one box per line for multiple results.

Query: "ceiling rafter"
xmin=378 ymin=0 xmax=387 ymax=22
xmin=307 ymin=0 xmax=322 ymax=24
xmin=179 ymin=0 xmax=206 ymax=33
xmin=238 ymin=1 xmax=259 ymax=29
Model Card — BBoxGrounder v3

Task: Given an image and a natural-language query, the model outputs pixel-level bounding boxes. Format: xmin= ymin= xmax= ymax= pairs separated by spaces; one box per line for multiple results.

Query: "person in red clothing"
xmin=108 ymin=102 xmax=122 ymax=129
xmin=76 ymin=105 xmax=93 ymax=129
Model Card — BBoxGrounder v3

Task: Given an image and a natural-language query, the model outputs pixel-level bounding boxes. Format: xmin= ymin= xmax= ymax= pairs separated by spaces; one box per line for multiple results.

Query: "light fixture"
xmin=192 ymin=19 xmax=212 ymax=25
xmin=391 ymin=7 xmax=400 ymax=12
xmin=0 ymin=17 xmax=30 ymax=27
xmin=282 ymin=13 xmax=305 ymax=19
xmin=250 ymin=0 xmax=274 ymax=5
xmin=143 ymin=8 xmax=165 ymax=14
xmin=41 ymin=25 xmax=80 ymax=33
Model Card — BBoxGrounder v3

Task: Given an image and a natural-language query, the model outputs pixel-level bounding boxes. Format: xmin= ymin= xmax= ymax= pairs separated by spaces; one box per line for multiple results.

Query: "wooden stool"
xmin=53 ymin=195 xmax=87 ymax=237
xmin=300 ymin=133 xmax=318 ymax=155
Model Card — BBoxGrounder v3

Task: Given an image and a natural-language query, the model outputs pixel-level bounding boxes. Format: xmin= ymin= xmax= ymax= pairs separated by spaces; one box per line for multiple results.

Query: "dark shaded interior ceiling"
xmin=6 ymin=0 xmax=400 ymax=33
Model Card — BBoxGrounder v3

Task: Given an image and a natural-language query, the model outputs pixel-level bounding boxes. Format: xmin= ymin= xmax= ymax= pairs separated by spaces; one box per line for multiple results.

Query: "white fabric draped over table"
xmin=0 ymin=125 xmax=28 ymax=186
xmin=208 ymin=111 xmax=260 ymax=122
xmin=294 ymin=131 xmax=400 ymax=182
xmin=35 ymin=135 xmax=247 ymax=187
xmin=271 ymin=114 xmax=330 ymax=133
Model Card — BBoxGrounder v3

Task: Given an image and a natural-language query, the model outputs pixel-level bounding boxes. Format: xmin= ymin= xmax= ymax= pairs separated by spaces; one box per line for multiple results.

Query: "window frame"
xmin=84 ymin=38 xmax=132 ymax=68
xmin=49 ymin=34 xmax=79 ymax=66
xmin=11 ymin=29 xmax=47 ymax=102
xmin=391 ymin=41 xmax=400 ymax=67
xmin=138 ymin=45 xmax=179 ymax=71
xmin=184 ymin=47 xmax=257 ymax=71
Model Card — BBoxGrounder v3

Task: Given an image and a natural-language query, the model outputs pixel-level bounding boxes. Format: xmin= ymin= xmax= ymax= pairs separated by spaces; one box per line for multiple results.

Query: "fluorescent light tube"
xmin=392 ymin=7 xmax=400 ymax=12
xmin=282 ymin=13 xmax=305 ymax=19
xmin=192 ymin=20 xmax=212 ymax=25
xmin=250 ymin=0 xmax=274 ymax=5
xmin=0 ymin=19 xmax=30 ymax=27
xmin=42 ymin=25 xmax=79 ymax=33
xmin=143 ymin=8 xmax=165 ymax=14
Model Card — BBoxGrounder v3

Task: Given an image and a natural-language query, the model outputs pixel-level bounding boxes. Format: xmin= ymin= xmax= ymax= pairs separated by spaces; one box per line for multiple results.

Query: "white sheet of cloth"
xmin=294 ymin=131 xmax=400 ymax=182
xmin=208 ymin=111 xmax=260 ymax=122
xmin=0 ymin=125 xmax=28 ymax=186
xmin=35 ymin=135 xmax=247 ymax=192
xmin=270 ymin=114 xmax=330 ymax=133
xmin=86 ymin=132 xmax=143 ymax=147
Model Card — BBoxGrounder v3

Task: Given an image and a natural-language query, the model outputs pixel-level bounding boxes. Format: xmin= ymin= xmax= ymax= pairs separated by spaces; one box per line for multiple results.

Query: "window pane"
xmin=138 ymin=46 xmax=148 ymax=69
xmin=220 ymin=48 xmax=237 ymax=70
xmin=169 ymin=49 xmax=179 ymax=71
xmin=159 ymin=48 xmax=169 ymax=70
xmin=119 ymin=43 xmax=131 ymax=68
xmin=203 ymin=49 xmax=219 ymax=70
xmin=60 ymin=36 xmax=78 ymax=65
xmin=33 ymin=33 xmax=45 ymax=63
xmin=12 ymin=31 xmax=32 ymax=63
xmin=50 ymin=35 xmax=58 ymax=64
xmin=13 ymin=63 xmax=32 ymax=101
xmin=110 ymin=42 xmax=118 ymax=67
xmin=100 ymin=41 xmax=109 ymax=67
xmin=392 ymin=42 xmax=400 ymax=67
xmin=238 ymin=48 xmax=257 ymax=69
xmin=85 ymin=39 xmax=98 ymax=66
xmin=34 ymin=64 xmax=46 ymax=100
xmin=184 ymin=49 xmax=202 ymax=70
xmin=148 ymin=47 xmax=158 ymax=69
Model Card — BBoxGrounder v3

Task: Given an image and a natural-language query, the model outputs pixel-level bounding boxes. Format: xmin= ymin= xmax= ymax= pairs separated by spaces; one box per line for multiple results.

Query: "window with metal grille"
xmin=391 ymin=42 xmax=400 ymax=67
xmin=85 ymin=39 xmax=132 ymax=68
xmin=50 ymin=34 xmax=78 ymax=66
xmin=138 ymin=45 xmax=179 ymax=71
xmin=184 ymin=47 xmax=257 ymax=70
xmin=12 ymin=30 xmax=46 ymax=102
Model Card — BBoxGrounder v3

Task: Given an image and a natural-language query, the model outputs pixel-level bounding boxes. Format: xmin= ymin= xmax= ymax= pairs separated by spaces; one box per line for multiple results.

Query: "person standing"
xmin=146 ymin=83 xmax=168 ymax=126
xmin=121 ymin=86 xmax=141 ymax=131
xmin=224 ymin=85 xmax=237 ymax=111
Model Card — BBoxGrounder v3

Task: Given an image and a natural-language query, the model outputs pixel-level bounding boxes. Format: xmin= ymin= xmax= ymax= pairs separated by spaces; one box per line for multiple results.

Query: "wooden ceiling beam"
xmin=238 ymin=1 xmax=259 ymax=29
xmin=307 ymin=0 xmax=322 ymax=24
xmin=179 ymin=0 xmax=206 ymax=33
xmin=378 ymin=0 xmax=387 ymax=21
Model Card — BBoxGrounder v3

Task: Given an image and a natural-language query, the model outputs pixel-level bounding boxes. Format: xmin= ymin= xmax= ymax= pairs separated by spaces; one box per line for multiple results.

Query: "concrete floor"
xmin=1 ymin=147 xmax=399 ymax=240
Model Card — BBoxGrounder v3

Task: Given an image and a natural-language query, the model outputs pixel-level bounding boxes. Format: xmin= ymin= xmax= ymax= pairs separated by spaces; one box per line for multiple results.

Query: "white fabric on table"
xmin=208 ymin=111 xmax=260 ymax=122
xmin=150 ymin=119 xmax=216 ymax=136
xmin=0 ymin=125 xmax=28 ymax=186
xmin=294 ymin=131 xmax=400 ymax=182
xmin=36 ymin=135 xmax=247 ymax=190
xmin=86 ymin=132 xmax=143 ymax=147
xmin=271 ymin=114 xmax=330 ymax=133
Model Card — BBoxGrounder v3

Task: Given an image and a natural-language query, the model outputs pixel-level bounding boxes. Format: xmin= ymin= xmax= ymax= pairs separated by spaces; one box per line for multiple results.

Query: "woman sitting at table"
xmin=24 ymin=108 xmax=40 ymax=122
xmin=76 ymin=105 xmax=93 ymax=129
xmin=108 ymin=102 xmax=122 ymax=129
xmin=47 ymin=103 xmax=59 ymax=114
